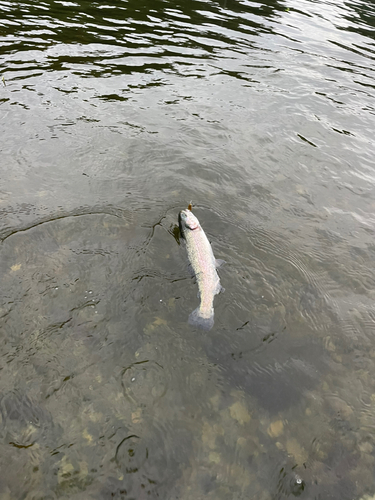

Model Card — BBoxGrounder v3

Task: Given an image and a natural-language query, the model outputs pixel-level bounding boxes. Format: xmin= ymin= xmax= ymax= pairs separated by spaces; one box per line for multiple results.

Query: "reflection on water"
xmin=1 ymin=0 xmax=375 ymax=498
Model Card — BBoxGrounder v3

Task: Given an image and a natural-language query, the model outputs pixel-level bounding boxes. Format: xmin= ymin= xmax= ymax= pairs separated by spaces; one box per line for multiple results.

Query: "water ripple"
xmin=1 ymin=0 xmax=375 ymax=498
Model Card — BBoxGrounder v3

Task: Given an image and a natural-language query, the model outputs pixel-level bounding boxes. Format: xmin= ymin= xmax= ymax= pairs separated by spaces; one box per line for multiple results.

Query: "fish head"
xmin=179 ymin=209 xmax=200 ymax=232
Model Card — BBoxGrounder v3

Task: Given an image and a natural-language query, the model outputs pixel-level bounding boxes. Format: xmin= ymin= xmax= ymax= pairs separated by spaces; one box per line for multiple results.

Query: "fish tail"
xmin=188 ymin=307 xmax=214 ymax=331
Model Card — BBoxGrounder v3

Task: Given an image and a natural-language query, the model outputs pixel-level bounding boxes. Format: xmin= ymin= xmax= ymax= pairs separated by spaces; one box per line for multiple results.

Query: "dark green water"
xmin=1 ymin=0 xmax=375 ymax=498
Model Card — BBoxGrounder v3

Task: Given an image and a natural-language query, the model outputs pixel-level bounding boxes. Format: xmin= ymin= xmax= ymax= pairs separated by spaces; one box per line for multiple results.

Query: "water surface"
xmin=1 ymin=0 xmax=375 ymax=498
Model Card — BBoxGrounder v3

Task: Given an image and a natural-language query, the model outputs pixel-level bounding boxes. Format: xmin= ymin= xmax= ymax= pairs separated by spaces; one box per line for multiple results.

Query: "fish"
xmin=179 ymin=208 xmax=224 ymax=330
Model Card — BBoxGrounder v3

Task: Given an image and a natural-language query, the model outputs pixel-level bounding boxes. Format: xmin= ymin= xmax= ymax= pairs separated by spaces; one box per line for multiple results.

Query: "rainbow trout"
xmin=179 ymin=208 xmax=224 ymax=330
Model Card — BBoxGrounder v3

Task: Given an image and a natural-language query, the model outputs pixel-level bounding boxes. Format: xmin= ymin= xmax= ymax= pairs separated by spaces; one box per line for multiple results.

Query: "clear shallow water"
xmin=1 ymin=0 xmax=375 ymax=498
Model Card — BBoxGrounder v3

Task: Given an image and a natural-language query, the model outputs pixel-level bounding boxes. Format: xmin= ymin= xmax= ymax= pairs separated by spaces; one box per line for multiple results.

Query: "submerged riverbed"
xmin=1 ymin=0 xmax=375 ymax=498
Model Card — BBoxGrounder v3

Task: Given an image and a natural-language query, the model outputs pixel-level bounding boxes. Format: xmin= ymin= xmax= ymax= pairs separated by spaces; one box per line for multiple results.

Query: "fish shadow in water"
xmin=202 ymin=320 xmax=327 ymax=414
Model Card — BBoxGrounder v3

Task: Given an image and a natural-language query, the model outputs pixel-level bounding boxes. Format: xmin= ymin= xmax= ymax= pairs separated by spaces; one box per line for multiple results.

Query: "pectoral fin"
xmin=215 ymin=259 xmax=225 ymax=268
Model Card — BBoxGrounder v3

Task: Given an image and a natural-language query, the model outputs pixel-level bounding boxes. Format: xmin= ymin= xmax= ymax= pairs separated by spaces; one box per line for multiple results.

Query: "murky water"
xmin=1 ymin=0 xmax=375 ymax=498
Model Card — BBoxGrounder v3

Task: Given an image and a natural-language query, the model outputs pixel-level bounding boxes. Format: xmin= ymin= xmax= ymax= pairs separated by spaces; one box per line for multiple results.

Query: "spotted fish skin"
xmin=179 ymin=209 xmax=224 ymax=330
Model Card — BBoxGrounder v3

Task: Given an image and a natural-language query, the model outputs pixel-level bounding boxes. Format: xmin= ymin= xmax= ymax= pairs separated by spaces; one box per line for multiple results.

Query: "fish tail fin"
xmin=188 ymin=307 xmax=214 ymax=331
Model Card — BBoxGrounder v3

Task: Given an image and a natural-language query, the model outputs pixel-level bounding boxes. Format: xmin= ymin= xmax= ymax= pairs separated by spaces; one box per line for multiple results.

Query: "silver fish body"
xmin=179 ymin=209 xmax=224 ymax=330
